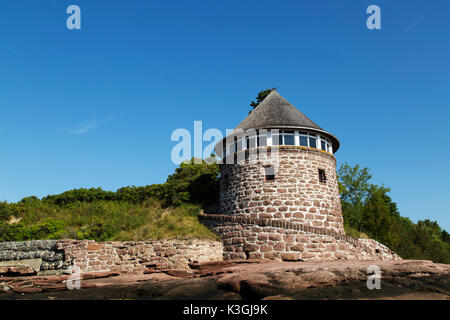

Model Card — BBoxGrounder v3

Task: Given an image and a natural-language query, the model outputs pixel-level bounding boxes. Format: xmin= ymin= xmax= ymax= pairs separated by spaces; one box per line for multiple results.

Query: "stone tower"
xmin=200 ymin=90 xmax=400 ymax=262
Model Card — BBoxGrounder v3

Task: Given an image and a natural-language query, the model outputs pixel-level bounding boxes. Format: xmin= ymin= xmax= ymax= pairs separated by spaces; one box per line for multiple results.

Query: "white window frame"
xmin=229 ymin=130 xmax=333 ymax=154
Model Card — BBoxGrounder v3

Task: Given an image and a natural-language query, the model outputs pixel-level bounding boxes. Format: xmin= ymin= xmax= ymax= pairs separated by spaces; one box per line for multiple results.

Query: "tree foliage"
xmin=338 ymin=162 xmax=449 ymax=263
xmin=249 ymin=88 xmax=275 ymax=110
xmin=1 ymin=156 xmax=448 ymax=263
xmin=0 ymin=158 xmax=220 ymax=242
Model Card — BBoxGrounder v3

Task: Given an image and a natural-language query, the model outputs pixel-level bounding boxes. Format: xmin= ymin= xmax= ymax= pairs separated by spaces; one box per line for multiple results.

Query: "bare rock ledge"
xmin=0 ymin=259 xmax=449 ymax=300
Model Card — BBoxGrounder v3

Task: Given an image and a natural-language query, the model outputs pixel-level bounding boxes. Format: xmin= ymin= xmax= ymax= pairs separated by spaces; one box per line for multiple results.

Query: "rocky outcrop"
xmin=0 ymin=259 xmax=448 ymax=299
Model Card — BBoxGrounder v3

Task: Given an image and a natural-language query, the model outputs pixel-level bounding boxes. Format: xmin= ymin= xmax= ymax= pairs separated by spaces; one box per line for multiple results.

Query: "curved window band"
xmin=225 ymin=130 xmax=333 ymax=154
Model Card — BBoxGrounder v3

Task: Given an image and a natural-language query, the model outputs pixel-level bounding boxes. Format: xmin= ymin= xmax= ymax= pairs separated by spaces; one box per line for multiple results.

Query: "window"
xmin=299 ymin=135 xmax=308 ymax=146
xmin=318 ymin=169 xmax=327 ymax=183
xmin=264 ymin=165 xmax=275 ymax=181
xmin=233 ymin=130 xmax=332 ymax=151
xmin=257 ymin=132 xmax=267 ymax=147
xmin=283 ymin=131 xmax=295 ymax=145
xmin=309 ymin=136 xmax=317 ymax=148
xmin=272 ymin=133 xmax=282 ymax=145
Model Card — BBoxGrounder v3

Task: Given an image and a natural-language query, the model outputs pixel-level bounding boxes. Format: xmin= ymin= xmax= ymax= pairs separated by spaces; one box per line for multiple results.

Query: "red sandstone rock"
xmin=87 ymin=243 xmax=102 ymax=251
xmin=161 ymin=269 xmax=194 ymax=278
xmin=81 ymin=272 xmax=120 ymax=280
xmin=0 ymin=266 xmax=36 ymax=276
xmin=281 ymin=252 xmax=301 ymax=261
xmin=11 ymin=286 xmax=43 ymax=294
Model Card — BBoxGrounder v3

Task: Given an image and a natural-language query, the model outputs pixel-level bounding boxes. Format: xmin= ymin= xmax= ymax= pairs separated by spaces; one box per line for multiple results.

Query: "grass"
xmin=112 ymin=204 xmax=220 ymax=241
xmin=1 ymin=199 xmax=219 ymax=242
xmin=344 ymin=224 xmax=369 ymax=239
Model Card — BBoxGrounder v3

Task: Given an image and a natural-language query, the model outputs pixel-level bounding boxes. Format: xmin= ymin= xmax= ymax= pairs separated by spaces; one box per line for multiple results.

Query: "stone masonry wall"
xmin=0 ymin=240 xmax=68 ymax=271
xmin=212 ymin=146 xmax=402 ymax=261
xmin=0 ymin=239 xmax=223 ymax=274
xmin=220 ymin=146 xmax=345 ymax=234
xmin=200 ymin=214 xmax=401 ymax=261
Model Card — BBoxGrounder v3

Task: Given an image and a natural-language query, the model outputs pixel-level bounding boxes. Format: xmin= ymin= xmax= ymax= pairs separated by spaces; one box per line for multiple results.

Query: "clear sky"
xmin=0 ymin=1 xmax=449 ymax=230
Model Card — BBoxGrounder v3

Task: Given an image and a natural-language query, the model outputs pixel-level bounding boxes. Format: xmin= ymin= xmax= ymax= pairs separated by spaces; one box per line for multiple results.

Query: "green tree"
xmin=337 ymin=163 xmax=373 ymax=231
xmin=338 ymin=163 xmax=372 ymax=205
xmin=0 ymin=202 xmax=14 ymax=222
xmin=360 ymin=185 xmax=399 ymax=247
xmin=164 ymin=157 xmax=220 ymax=207
xmin=337 ymin=162 xmax=449 ymax=263
xmin=250 ymin=88 xmax=275 ymax=110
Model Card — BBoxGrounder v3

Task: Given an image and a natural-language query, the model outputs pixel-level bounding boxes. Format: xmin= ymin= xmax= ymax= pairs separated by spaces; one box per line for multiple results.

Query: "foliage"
xmin=0 ymin=199 xmax=218 ymax=242
xmin=249 ymin=88 xmax=275 ymax=110
xmin=0 ymin=158 xmax=220 ymax=242
xmin=1 ymin=155 xmax=448 ymax=263
xmin=0 ymin=218 xmax=66 ymax=241
xmin=0 ymin=202 xmax=16 ymax=221
xmin=338 ymin=162 xmax=450 ymax=263
xmin=164 ymin=157 xmax=220 ymax=207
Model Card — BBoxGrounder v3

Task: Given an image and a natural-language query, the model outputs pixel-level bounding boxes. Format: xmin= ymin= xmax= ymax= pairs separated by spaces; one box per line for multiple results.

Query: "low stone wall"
xmin=0 ymin=240 xmax=68 ymax=271
xmin=0 ymin=239 xmax=223 ymax=274
xmin=199 ymin=214 xmax=401 ymax=261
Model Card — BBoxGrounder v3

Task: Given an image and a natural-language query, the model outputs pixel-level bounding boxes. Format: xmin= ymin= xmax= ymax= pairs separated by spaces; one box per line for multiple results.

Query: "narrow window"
xmin=258 ymin=134 xmax=267 ymax=146
xmin=284 ymin=131 xmax=295 ymax=145
xmin=258 ymin=130 xmax=267 ymax=146
xmin=321 ymin=140 xmax=326 ymax=151
xmin=272 ymin=133 xmax=281 ymax=145
xmin=264 ymin=165 xmax=275 ymax=181
xmin=318 ymin=169 xmax=327 ymax=183
xmin=309 ymin=136 xmax=317 ymax=148
xmin=300 ymin=135 xmax=308 ymax=146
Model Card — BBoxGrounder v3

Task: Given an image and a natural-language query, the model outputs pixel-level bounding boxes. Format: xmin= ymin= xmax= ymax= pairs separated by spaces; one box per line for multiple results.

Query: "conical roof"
xmin=236 ymin=90 xmax=323 ymax=131
xmin=215 ymin=90 xmax=340 ymax=156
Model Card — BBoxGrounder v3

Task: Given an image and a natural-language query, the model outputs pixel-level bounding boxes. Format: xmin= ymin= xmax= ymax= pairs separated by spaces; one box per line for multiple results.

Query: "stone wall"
xmin=0 ymin=240 xmax=68 ymax=271
xmin=212 ymin=146 xmax=402 ymax=262
xmin=200 ymin=214 xmax=401 ymax=261
xmin=220 ymin=146 xmax=345 ymax=234
xmin=0 ymin=239 xmax=223 ymax=274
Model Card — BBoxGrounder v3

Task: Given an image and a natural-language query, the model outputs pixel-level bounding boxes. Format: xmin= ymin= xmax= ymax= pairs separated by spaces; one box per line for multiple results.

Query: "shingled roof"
xmin=216 ymin=90 xmax=340 ymax=155
xmin=236 ymin=90 xmax=323 ymax=131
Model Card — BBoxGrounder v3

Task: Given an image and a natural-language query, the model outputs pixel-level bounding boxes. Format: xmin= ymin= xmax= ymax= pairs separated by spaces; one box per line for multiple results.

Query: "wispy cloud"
xmin=406 ymin=16 xmax=424 ymax=32
xmin=70 ymin=117 xmax=114 ymax=135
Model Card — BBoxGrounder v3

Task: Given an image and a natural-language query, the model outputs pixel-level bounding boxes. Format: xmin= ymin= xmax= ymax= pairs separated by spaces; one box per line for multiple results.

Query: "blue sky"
xmin=0 ymin=1 xmax=449 ymax=230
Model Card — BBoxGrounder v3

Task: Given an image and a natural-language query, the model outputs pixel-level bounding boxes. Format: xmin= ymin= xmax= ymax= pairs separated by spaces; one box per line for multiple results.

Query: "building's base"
xmin=199 ymin=214 xmax=401 ymax=261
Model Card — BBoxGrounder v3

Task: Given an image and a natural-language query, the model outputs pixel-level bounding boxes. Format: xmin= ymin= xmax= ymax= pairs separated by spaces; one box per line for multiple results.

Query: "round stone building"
xmin=200 ymin=90 xmax=400 ymax=262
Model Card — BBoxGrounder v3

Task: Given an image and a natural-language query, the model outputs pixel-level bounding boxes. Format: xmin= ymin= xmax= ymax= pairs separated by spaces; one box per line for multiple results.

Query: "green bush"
xmin=0 ymin=202 xmax=14 ymax=222
xmin=338 ymin=163 xmax=450 ymax=263
xmin=0 ymin=157 xmax=220 ymax=242
xmin=0 ymin=218 xmax=66 ymax=241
